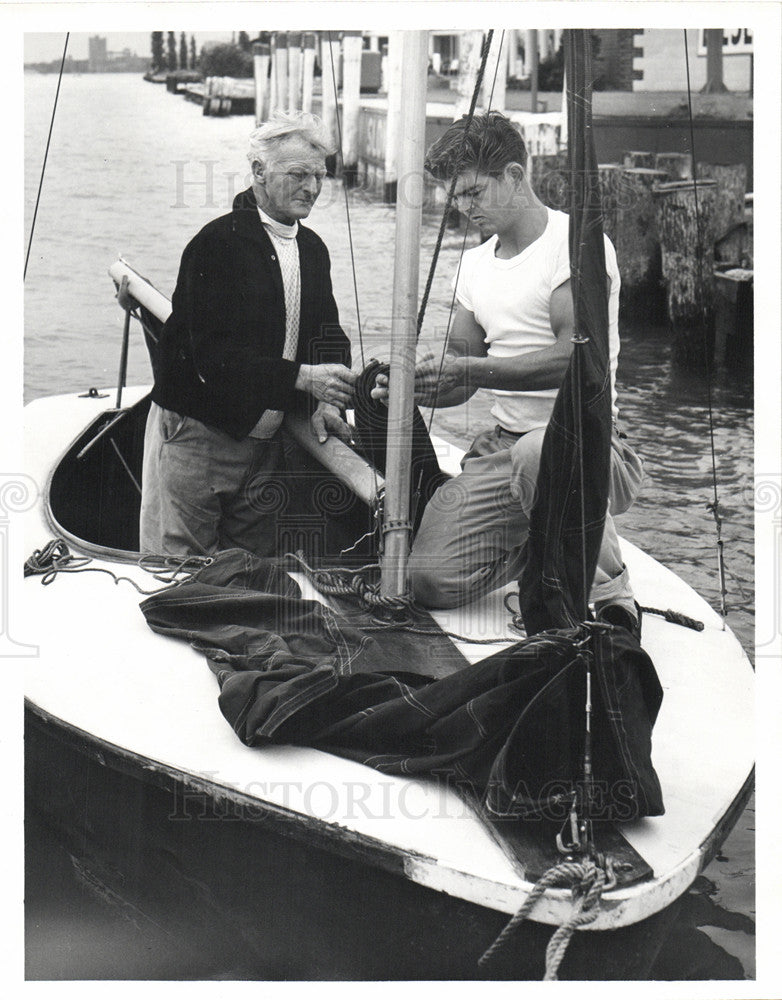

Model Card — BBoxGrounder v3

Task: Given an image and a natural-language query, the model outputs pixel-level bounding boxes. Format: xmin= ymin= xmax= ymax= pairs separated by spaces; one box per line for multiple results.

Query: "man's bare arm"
xmin=371 ymin=303 xmax=487 ymax=407
xmin=416 ymin=303 xmax=488 ymax=407
xmin=454 ymin=279 xmax=575 ymax=393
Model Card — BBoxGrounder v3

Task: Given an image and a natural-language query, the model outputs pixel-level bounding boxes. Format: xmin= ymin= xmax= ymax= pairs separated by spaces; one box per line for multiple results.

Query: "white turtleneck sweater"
xmin=248 ymin=207 xmax=302 ymax=439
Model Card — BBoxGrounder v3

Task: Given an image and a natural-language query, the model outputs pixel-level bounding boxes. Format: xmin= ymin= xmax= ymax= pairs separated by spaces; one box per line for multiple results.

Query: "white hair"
xmin=247 ymin=111 xmax=336 ymax=166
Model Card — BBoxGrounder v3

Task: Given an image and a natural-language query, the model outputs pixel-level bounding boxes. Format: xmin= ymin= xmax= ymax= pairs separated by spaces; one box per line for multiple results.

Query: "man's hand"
xmin=116 ymin=275 xmax=139 ymax=313
xmin=413 ymin=352 xmax=465 ymax=406
xmin=311 ymin=402 xmax=353 ymax=444
xmin=296 ymin=363 xmax=357 ymax=408
xmin=370 ymin=352 xmax=465 ymax=407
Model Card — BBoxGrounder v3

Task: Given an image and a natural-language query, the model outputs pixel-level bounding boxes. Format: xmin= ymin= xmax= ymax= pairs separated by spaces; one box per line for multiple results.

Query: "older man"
xmin=374 ymin=111 xmax=643 ymax=636
xmin=141 ymin=111 xmax=356 ymax=556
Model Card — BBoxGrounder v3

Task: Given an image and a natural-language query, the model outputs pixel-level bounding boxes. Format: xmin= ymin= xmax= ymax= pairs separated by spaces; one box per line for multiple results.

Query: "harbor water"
xmin=24 ymin=72 xmax=755 ymax=979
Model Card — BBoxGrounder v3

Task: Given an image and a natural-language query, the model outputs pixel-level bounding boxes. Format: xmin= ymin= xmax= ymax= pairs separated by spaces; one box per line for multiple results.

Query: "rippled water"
xmin=24 ymin=72 xmax=755 ymax=979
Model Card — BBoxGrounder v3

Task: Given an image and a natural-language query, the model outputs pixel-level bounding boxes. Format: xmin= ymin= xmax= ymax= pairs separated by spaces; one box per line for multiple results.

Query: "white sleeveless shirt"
xmin=454 ymin=208 xmax=621 ymax=433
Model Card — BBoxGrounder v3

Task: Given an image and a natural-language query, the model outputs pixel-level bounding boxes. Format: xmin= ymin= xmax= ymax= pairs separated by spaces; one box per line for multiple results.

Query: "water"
xmin=24 ymin=72 xmax=755 ymax=979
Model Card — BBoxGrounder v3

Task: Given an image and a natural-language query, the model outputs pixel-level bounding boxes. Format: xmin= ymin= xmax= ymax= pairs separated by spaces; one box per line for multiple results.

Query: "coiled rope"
xmin=478 ymin=856 xmax=615 ymax=980
xmin=24 ymin=538 xmax=209 ymax=593
xmin=287 ymin=550 xmax=411 ymax=613
xmin=638 ymin=603 xmax=703 ymax=632
xmin=287 ymin=550 xmax=517 ymax=645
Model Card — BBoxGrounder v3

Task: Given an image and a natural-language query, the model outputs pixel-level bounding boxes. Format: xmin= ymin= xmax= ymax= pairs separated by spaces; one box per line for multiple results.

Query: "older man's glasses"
xmin=281 ymin=169 xmax=327 ymax=185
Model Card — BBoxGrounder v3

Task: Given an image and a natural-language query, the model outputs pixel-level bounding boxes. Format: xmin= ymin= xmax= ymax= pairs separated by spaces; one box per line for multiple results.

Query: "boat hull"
xmin=23 ymin=386 xmax=754 ymax=979
xmin=25 ymin=702 xmax=683 ymax=981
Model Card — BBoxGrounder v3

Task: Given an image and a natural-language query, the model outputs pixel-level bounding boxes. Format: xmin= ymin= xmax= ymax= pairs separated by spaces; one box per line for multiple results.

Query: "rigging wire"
xmin=401 ymin=30 xmax=504 ymax=544
xmin=416 ymin=29 xmax=498 ymax=338
xmin=25 ymin=32 xmax=70 ymax=281
xmin=421 ymin=30 xmax=504 ymax=438
xmin=326 ymin=31 xmax=367 ymax=372
xmin=324 ymin=31 xmax=384 ymax=519
xmin=683 ymin=30 xmax=728 ymax=621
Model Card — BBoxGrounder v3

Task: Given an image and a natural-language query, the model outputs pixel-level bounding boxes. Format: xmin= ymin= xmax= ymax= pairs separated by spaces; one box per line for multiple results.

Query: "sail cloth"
xmin=518 ymin=30 xmax=612 ymax=635
xmin=140 ymin=547 xmax=662 ymax=820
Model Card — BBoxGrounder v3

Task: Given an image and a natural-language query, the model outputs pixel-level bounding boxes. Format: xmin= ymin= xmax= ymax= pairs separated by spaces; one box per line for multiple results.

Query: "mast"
xmin=380 ymin=31 xmax=429 ymax=598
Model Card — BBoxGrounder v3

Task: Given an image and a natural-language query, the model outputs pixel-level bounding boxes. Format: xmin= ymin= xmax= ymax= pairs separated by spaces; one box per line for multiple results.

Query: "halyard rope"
xmin=287 ymin=550 xmax=518 ymax=644
xmin=478 ymin=857 xmax=614 ymax=980
xmin=683 ymin=30 xmax=728 ymax=622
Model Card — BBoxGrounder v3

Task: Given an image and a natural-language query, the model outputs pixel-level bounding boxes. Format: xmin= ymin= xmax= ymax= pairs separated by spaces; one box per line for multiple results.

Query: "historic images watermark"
xmin=169 ymin=772 xmax=644 ymax=824
xmin=170 ymin=161 xmax=384 ymax=212
xmin=0 ymin=474 xmax=40 ymax=657
xmin=755 ymin=473 xmax=781 ymax=656
xmin=168 ymin=158 xmax=648 ymax=218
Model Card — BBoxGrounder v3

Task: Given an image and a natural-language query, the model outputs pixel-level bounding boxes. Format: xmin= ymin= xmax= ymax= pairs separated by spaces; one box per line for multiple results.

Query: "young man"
xmin=141 ymin=111 xmax=357 ymax=557
xmin=376 ymin=111 xmax=642 ymax=635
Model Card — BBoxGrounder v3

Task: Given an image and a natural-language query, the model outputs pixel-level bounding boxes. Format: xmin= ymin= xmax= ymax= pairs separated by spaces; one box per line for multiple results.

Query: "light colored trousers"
xmin=140 ymin=403 xmax=285 ymax=557
xmin=408 ymin=424 xmax=643 ymax=611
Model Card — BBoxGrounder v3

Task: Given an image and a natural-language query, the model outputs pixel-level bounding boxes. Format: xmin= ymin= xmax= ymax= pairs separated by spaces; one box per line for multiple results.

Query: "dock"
xmin=144 ymin=40 xmax=752 ymax=367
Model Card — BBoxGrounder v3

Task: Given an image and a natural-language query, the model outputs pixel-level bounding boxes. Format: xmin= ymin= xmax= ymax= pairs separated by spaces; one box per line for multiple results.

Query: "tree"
xmin=167 ymin=31 xmax=177 ymax=71
xmin=238 ymin=31 xmax=252 ymax=52
xmin=179 ymin=32 xmax=188 ymax=71
xmin=150 ymin=31 xmax=165 ymax=73
xmin=199 ymin=42 xmax=254 ymax=78
xmin=189 ymin=35 xmax=197 ymax=70
xmin=537 ymin=41 xmax=564 ymax=91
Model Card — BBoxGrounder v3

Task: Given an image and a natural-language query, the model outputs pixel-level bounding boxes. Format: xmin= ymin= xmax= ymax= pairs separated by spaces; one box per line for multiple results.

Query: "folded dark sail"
xmin=518 ymin=29 xmax=612 ymax=634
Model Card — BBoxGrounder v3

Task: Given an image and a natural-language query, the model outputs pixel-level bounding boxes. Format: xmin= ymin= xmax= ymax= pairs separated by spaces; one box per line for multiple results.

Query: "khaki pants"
xmin=408 ymin=424 xmax=643 ymax=611
xmin=140 ymin=403 xmax=286 ymax=557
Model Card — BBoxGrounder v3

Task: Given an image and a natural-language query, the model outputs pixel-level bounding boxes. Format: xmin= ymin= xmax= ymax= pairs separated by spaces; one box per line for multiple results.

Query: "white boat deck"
xmin=22 ymin=387 xmax=754 ymax=930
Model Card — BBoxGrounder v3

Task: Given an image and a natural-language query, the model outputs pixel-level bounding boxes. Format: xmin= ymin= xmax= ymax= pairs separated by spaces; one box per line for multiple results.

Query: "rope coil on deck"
xmin=287 ymin=550 xmax=517 ymax=645
xmin=479 ymin=857 xmax=615 ymax=980
xmin=287 ymin=550 xmax=413 ymax=613
xmin=24 ymin=537 xmax=208 ymax=594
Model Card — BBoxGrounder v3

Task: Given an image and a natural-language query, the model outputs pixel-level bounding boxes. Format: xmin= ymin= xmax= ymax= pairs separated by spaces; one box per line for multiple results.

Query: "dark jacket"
xmin=151 ymin=187 xmax=350 ymax=440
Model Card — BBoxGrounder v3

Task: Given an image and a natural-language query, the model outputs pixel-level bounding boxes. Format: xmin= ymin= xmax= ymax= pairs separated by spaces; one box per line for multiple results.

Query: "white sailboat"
xmin=23 ymin=29 xmax=753 ymax=980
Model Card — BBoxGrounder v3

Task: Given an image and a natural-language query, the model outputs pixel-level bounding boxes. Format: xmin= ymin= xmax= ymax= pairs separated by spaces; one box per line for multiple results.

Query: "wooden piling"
xmin=506 ymin=30 xmax=520 ymax=79
xmin=695 ymin=162 xmax=747 ymax=241
xmin=482 ymin=30 xmax=507 ymax=113
xmin=529 ymin=30 xmax=539 ymax=112
xmin=614 ymin=167 xmax=669 ymax=314
xmin=341 ymin=31 xmax=363 ymax=185
xmin=598 ymin=163 xmax=622 ymax=245
xmin=654 ymin=179 xmax=718 ymax=366
xmin=530 ymin=153 xmax=569 ymax=211
xmin=287 ymin=31 xmax=302 ymax=111
xmin=383 ymin=31 xmax=403 ymax=203
xmin=655 ymin=152 xmax=692 ymax=180
xmin=623 ymin=151 xmax=655 ymax=169
xmin=455 ymin=31 xmax=484 ymax=117
xmin=320 ymin=33 xmax=339 ymax=176
xmin=272 ymin=32 xmax=288 ymax=114
xmin=269 ymin=35 xmax=277 ymax=113
xmin=302 ymin=33 xmax=316 ymax=113
xmin=713 ymin=268 xmax=753 ymax=366
xmin=253 ymin=40 xmax=270 ymax=125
